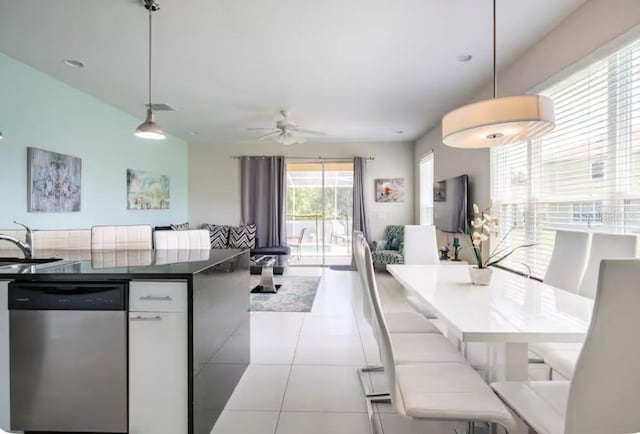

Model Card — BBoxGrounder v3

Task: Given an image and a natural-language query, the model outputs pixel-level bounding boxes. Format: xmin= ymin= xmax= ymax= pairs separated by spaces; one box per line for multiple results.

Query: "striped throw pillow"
xmin=229 ymin=225 xmax=257 ymax=249
xmin=170 ymin=222 xmax=189 ymax=230
xmin=203 ymin=224 xmax=230 ymax=248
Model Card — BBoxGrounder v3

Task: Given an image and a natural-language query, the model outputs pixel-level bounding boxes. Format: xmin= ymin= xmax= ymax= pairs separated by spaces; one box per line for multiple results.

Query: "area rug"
xmin=250 ymin=276 xmax=321 ymax=312
xmin=329 ymin=265 xmax=353 ymax=271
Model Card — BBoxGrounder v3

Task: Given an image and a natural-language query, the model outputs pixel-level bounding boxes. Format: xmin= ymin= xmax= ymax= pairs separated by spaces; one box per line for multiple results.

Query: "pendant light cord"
xmin=148 ymin=6 xmax=153 ymax=111
xmin=492 ymin=0 xmax=497 ymax=99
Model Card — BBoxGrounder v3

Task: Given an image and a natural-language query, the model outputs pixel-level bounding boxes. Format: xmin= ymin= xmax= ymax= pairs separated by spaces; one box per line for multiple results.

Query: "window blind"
xmin=491 ymin=37 xmax=640 ymax=278
xmin=419 ymin=153 xmax=434 ymax=225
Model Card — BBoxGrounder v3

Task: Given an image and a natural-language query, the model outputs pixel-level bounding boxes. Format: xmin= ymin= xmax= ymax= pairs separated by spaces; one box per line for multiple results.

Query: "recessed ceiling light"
xmin=189 ymin=131 xmax=200 ymax=136
xmin=63 ymin=59 xmax=85 ymax=68
xmin=395 ymin=130 xmax=404 ymax=134
xmin=456 ymin=54 xmax=473 ymax=62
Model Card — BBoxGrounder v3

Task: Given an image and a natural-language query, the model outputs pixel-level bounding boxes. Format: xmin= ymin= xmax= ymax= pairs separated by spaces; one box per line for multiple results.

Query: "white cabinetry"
xmin=128 ymin=281 xmax=188 ymax=434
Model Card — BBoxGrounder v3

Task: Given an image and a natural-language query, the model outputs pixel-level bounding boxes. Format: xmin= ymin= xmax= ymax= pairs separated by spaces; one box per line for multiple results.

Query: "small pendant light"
xmin=135 ymin=0 xmax=166 ymax=140
xmin=442 ymin=0 xmax=555 ymax=148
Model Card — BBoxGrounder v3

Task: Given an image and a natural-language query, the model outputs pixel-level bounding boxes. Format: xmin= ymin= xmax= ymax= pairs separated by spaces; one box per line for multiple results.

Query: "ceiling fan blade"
xmin=247 ymin=127 xmax=276 ymax=131
xmin=288 ymin=127 xmax=327 ymax=136
xmin=257 ymin=130 xmax=281 ymax=140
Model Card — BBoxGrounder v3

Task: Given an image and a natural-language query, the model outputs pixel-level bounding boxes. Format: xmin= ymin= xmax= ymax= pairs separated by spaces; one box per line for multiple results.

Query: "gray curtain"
xmin=353 ymin=157 xmax=370 ymax=242
xmin=240 ymin=156 xmax=287 ymax=247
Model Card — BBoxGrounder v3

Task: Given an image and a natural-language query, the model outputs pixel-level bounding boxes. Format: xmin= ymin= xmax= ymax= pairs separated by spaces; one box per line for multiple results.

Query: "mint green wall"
xmin=0 ymin=53 xmax=188 ymax=229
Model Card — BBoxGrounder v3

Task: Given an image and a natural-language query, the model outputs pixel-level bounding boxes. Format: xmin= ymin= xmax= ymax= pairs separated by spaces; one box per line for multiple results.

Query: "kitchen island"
xmin=0 ymin=248 xmax=250 ymax=434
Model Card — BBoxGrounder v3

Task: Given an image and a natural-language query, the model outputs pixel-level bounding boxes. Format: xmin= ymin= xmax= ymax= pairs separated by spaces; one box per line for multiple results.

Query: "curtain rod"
xmin=231 ymin=156 xmax=375 ymax=161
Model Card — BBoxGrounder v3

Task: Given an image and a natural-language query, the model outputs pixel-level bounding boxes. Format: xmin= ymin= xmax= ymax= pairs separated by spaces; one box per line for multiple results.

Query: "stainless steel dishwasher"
xmin=8 ymin=281 xmax=128 ymax=433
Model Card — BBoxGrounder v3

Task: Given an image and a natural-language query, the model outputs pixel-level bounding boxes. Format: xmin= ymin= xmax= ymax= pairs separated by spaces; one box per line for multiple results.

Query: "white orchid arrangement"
xmin=467 ymin=204 xmax=534 ymax=269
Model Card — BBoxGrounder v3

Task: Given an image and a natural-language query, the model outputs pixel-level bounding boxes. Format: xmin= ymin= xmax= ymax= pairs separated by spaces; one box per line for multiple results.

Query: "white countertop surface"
xmin=387 ymin=265 xmax=593 ymax=343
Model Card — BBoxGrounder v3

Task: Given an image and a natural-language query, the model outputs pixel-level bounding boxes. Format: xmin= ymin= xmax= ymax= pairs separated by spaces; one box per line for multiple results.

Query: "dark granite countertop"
xmin=0 ymin=249 xmax=248 ymax=280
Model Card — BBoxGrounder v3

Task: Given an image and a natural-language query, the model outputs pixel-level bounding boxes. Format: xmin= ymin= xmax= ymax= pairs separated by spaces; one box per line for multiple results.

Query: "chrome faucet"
xmin=0 ymin=221 xmax=33 ymax=259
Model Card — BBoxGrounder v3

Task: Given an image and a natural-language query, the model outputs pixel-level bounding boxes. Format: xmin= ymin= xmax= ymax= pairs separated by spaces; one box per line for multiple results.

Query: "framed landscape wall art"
xmin=28 ymin=147 xmax=82 ymax=212
xmin=127 ymin=169 xmax=170 ymax=210
xmin=375 ymin=178 xmax=405 ymax=203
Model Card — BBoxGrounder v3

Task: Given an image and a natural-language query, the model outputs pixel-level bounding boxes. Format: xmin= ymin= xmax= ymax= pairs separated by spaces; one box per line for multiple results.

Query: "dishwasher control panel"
xmin=8 ymin=282 xmax=128 ymax=311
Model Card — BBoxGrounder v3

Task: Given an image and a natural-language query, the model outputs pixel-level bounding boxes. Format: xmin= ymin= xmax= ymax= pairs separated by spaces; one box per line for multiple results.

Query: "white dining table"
xmin=387 ymin=264 xmax=594 ymax=382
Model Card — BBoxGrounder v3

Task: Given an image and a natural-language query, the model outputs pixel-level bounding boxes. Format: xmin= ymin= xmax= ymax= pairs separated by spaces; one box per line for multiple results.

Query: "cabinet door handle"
xmin=130 ymin=315 xmax=162 ymax=321
xmin=139 ymin=295 xmax=172 ymax=301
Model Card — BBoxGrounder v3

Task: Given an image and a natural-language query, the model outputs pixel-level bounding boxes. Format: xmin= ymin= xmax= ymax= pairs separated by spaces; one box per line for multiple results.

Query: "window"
xmin=591 ymin=161 xmax=605 ymax=179
xmin=491 ymin=37 xmax=640 ymax=278
xmin=419 ymin=153 xmax=434 ymax=225
xmin=571 ymin=201 xmax=603 ymax=225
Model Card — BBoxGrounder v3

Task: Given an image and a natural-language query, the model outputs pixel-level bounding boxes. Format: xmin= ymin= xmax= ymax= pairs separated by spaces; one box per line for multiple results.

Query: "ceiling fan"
xmin=247 ymin=110 xmax=326 ymax=145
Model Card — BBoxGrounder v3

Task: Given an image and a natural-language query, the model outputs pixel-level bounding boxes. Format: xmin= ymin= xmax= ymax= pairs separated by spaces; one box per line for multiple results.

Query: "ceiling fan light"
xmin=135 ymin=109 xmax=166 ymax=140
xmin=442 ymin=95 xmax=555 ymax=148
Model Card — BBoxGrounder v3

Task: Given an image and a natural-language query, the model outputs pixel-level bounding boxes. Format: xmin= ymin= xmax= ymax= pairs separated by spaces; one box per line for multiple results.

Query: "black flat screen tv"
xmin=433 ymin=174 xmax=469 ymax=234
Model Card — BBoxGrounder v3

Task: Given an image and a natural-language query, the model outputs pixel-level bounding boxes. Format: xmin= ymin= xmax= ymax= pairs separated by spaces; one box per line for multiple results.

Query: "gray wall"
xmin=414 ymin=0 xmax=640 ymax=257
xmin=189 ymin=141 xmax=414 ymax=241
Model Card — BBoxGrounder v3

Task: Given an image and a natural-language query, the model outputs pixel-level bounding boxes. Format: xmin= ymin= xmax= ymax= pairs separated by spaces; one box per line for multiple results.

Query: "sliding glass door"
xmin=286 ymin=161 xmax=354 ymax=266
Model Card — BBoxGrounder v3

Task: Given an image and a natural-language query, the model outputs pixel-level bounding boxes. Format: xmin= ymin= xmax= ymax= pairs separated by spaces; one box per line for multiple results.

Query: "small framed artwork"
xmin=28 ymin=147 xmax=82 ymax=212
xmin=127 ymin=169 xmax=170 ymax=210
xmin=433 ymin=180 xmax=446 ymax=202
xmin=375 ymin=178 xmax=405 ymax=203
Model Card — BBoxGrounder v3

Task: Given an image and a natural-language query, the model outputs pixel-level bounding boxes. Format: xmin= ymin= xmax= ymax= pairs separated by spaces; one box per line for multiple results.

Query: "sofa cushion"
xmin=372 ymin=250 xmax=404 ymax=265
xmin=251 ymin=246 xmax=291 ymax=256
xmin=170 ymin=222 xmax=189 ymax=230
xmin=203 ymin=224 xmax=230 ymax=248
xmin=154 ymin=229 xmax=210 ymax=250
xmin=229 ymin=225 xmax=257 ymax=249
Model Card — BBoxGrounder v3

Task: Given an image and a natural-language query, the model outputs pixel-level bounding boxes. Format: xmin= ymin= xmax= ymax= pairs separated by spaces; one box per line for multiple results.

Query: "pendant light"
xmin=441 ymin=0 xmax=555 ymax=149
xmin=135 ymin=0 xmax=166 ymax=140
xmin=0 ymin=130 xmax=3 ymax=140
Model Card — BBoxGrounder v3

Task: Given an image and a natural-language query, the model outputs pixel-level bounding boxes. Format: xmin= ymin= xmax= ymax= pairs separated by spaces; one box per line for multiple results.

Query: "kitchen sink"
xmin=0 ymin=257 xmax=62 ymax=267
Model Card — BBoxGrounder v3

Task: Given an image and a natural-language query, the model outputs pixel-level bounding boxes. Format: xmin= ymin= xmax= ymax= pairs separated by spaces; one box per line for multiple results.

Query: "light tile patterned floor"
xmin=209 ymin=267 xmax=458 ymax=434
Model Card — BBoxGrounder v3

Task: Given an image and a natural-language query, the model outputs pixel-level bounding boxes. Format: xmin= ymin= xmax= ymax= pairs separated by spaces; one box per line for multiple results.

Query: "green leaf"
xmin=485 ymin=244 xmax=535 ymax=268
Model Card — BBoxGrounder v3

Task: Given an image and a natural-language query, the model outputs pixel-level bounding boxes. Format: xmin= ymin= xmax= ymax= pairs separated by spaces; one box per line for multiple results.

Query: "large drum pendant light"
xmin=442 ymin=0 xmax=555 ymax=148
xmin=135 ymin=0 xmax=166 ymax=140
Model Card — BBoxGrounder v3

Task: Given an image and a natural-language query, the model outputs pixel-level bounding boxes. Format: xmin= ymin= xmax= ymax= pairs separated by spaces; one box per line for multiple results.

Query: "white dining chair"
xmin=530 ymin=230 xmax=590 ymax=367
xmin=360 ymin=237 xmax=516 ymax=434
xmin=492 ymin=259 xmax=640 ymax=434
xmin=401 ymin=225 xmax=441 ymax=319
xmin=543 ymin=348 xmax=580 ymax=380
xmin=354 ymin=231 xmax=452 ymax=399
xmin=32 ymin=229 xmax=92 ymax=250
xmin=532 ymin=232 xmax=636 ymax=374
xmin=403 ymin=225 xmax=439 ymax=265
xmin=153 ymin=229 xmax=210 ymax=250
xmin=91 ymin=225 xmax=153 ymax=250
xmin=577 ymin=232 xmax=637 ymax=299
xmin=353 ymin=231 xmax=440 ymax=335
xmin=544 ymin=230 xmax=590 ymax=293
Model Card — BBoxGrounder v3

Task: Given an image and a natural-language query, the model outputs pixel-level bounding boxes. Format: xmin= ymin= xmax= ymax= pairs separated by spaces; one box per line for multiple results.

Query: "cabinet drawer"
xmin=129 ymin=281 xmax=187 ymax=313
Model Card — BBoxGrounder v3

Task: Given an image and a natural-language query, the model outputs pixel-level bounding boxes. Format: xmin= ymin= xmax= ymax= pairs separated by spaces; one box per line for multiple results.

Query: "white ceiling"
xmin=0 ymin=0 xmax=587 ymax=144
